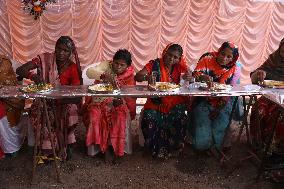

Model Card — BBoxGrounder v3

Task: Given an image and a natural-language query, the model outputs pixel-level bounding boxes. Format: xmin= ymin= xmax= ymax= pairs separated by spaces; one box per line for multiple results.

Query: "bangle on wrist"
xmin=143 ymin=74 xmax=148 ymax=81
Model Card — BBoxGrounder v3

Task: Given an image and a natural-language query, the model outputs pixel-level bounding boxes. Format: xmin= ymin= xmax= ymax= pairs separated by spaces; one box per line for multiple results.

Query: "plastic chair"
xmin=82 ymin=62 xmax=101 ymax=85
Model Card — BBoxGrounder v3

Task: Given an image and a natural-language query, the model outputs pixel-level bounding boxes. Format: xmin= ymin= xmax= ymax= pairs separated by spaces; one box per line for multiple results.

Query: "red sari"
xmin=193 ymin=47 xmax=239 ymax=109
xmin=143 ymin=56 xmax=188 ymax=113
xmin=85 ymin=65 xmax=136 ymax=156
xmin=250 ymin=39 xmax=284 ymax=153
xmin=141 ymin=44 xmax=189 ymax=158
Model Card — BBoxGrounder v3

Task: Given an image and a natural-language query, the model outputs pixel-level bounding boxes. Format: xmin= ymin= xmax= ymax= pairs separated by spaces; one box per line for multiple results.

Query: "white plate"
xmin=151 ymin=82 xmax=180 ymax=92
xmin=20 ymin=84 xmax=53 ymax=93
xmin=263 ymin=80 xmax=284 ymax=89
xmin=36 ymin=89 xmax=53 ymax=94
xmin=88 ymin=84 xmax=120 ymax=94
xmin=244 ymin=84 xmax=261 ymax=91
xmin=188 ymin=82 xmax=207 ymax=89
xmin=211 ymin=84 xmax=232 ymax=91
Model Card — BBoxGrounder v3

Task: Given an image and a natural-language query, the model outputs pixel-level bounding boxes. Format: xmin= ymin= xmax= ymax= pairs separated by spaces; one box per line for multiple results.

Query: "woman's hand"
xmin=100 ymin=72 xmax=114 ymax=83
xmin=113 ymin=98 xmax=123 ymax=107
xmin=197 ymin=74 xmax=213 ymax=88
xmin=31 ymin=74 xmax=43 ymax=84
xmin=198 ymin=74 xmax=212 ymax=83
xmin=182 ymin=72 xmax=194 ymax=82
xmin=251 ymin=70 xmax=266 ymax=84
xmin=134 ymin=67 xmax=149 ymax=82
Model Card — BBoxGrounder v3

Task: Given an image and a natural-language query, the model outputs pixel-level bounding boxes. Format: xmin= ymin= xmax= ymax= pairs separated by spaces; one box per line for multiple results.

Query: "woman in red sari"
xmin=84 ymin=49 xmax=136 ymax=162
xmin=250 ymin=38 xmax=284 ymax=181
xmin=16 ymin=36 xmax=82 ymax=161
xmin=135 ymin=43 xmax=192 ymax=159
xmin=250 ymin=38 xmax=284 ymax=151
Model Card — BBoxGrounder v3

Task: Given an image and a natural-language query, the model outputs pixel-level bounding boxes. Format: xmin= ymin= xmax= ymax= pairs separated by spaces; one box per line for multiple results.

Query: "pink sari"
xmin=29 ymin=52 xmax=80 ymax=159
xmin=85 ymin=65 xmax=136 ymax=156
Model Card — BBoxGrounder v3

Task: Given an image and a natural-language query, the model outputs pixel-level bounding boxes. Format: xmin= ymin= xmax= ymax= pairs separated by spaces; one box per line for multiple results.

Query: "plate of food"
xmin=262 ymin=80 xmax=284 ymax=89
xmin=149 ymin=82 xmax=180 ymax=92
xmin=88 ymin=83 xmax=120 ymax=94
xmin=189 ymin=82 xmax=207 ymax=89
xmin=244 ymin=84 xmax=261 ymax=91
xmin=20 ymin=83 xmax=53 ymax=93
xmin=198 ymin=83 xmax=232 ymax=91
xmin=210 ymin=83 xmax=232 ymax=91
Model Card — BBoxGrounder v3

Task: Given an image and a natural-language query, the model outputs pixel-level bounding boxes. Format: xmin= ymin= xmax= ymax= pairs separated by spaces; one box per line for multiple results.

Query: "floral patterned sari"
xmin=250 ymin=38 xmax=284 ymax=154
xmin=141 ymin=44 xmax=189 ymax=158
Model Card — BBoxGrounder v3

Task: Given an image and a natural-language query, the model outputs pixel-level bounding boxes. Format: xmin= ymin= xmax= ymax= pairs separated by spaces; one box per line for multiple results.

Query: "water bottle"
xmin=151 ymin=71 xmax=157 ymax=86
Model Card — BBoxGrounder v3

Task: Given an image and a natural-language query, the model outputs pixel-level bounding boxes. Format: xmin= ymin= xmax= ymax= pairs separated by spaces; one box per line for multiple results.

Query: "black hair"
xmin=56 ymin=36 xmax=74 ymax=52
xmin=55 ymin=36 xmax=83 ymax=84
xmin=219 ymin=42 xmax=239 ymax=58
xmin=113 ymin=49 xmax=132 ymax=66
xmin=168 ymin=44 xmax=183 ymax=57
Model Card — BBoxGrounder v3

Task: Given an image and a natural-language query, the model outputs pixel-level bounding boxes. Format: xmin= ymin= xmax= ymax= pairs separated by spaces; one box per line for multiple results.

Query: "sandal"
xmin=36 ymin=155 xmax=47 ymax=165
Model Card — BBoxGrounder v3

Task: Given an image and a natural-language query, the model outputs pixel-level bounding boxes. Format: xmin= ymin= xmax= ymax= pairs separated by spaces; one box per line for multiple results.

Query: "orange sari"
xmin=143 ymin=54 xmax=188 ymax=113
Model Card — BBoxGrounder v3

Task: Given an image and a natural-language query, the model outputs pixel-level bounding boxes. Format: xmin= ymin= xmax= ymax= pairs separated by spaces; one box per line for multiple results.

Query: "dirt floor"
xmin=0 ymin=121 xmax=283 ymax=189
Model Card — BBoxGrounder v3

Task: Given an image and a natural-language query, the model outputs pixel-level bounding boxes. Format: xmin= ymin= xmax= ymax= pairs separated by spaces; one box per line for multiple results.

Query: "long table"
xmin=1 ymin=84 xmax=283 ymax=183
xmin=0 ymin=84 xmax=264 ymax=98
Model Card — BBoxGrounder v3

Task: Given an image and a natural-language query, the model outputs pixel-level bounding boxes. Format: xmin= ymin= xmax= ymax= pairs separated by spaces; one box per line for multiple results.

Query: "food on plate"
xmin=211 ymin=83 xmax=232 ymax=91
xmin=21 ymin=83 xmax=53 ymax=93
xmin=149 ymin=82 xmax=180 ymax=91
xmin=263 ymin=80 xmax=284 ymax=88
xmin=88 ymin=84 xmax=116 ymax=93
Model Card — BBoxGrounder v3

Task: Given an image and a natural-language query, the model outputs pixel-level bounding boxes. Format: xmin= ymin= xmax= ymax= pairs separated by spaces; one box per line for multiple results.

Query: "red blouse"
xmin=58 ymin=63 xmax=81 ymax=86
xmin=31 ymin=55 xmax=80 ymax=86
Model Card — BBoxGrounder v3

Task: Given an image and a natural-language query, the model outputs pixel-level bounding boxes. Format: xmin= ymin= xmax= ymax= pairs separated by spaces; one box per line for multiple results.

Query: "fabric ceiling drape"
xmin=0 ymin=0 xmax=283 ymax=83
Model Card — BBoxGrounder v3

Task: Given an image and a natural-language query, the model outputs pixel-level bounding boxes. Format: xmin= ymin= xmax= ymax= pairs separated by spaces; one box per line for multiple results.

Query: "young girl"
xmin=84 ymin=49 xmax=136 ymax=162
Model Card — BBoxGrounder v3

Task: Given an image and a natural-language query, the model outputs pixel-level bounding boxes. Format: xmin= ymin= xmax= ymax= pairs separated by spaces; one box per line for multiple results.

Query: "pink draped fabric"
xmin=0 ymin=0 xmax=284 ymax=83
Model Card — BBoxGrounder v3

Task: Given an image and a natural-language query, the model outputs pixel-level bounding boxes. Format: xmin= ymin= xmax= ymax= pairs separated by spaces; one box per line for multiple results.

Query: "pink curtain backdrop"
xmin=0 ymin=0 xmax=284 ymax=83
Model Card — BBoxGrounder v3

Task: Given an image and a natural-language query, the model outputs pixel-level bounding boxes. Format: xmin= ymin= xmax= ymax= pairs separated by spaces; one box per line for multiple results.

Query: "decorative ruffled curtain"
xmin=0 ymin=0 xmax=284 ymax=83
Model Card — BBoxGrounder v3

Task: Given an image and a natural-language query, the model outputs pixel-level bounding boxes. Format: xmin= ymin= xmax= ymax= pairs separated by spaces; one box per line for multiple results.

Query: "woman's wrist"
xmin=196 ymin=74 xmax=205 ymax=82
xmin=251 ymin=72 xmax=258 ymax=84
xmin=143 ymin=74 xmax=148 ymax=81
xmin=26 ymin=72 xmax=35 ymax=80
xmin=251 ymin=70 xmax=266 ymax=84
